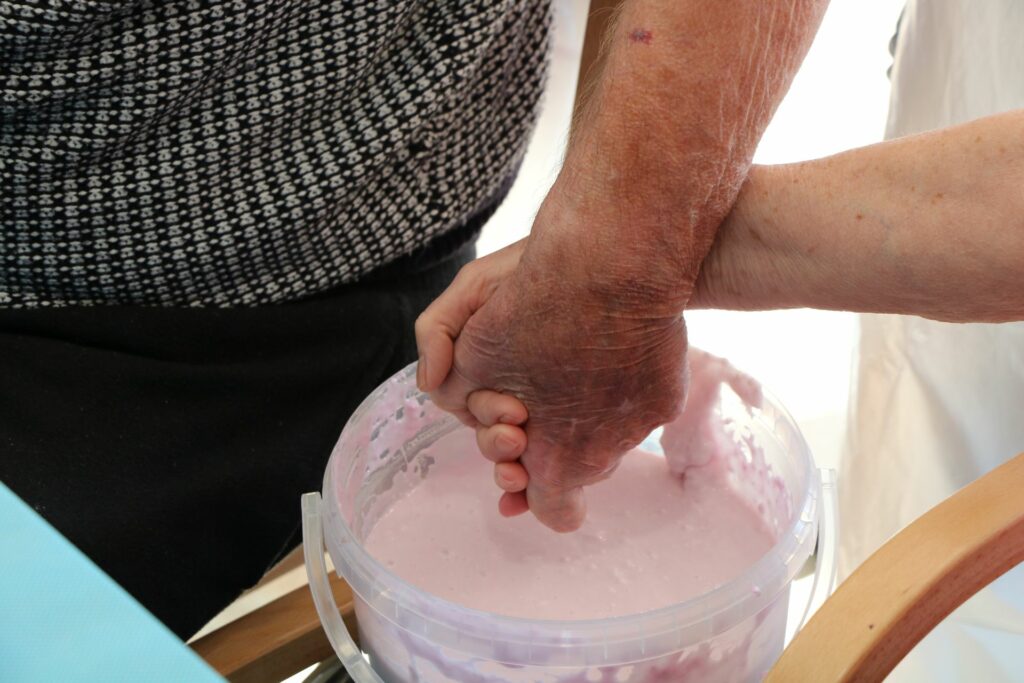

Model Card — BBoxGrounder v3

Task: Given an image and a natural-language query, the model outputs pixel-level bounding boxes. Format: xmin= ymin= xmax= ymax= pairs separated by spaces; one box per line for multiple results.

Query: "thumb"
xmin=414 ymin=239 xmax=527 ymax=393
xmin=430 ymin=361 xmax=482 ymax=427
xmin=414 ymin=265 xmax=485 ymax=393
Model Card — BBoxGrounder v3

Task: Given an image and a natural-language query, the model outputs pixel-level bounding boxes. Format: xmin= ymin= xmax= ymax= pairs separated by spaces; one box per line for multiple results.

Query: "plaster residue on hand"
xmin=629 ymin=28 xmax=654 ymax=45
xmin=660 ymin=348 xmax=763 ymax=476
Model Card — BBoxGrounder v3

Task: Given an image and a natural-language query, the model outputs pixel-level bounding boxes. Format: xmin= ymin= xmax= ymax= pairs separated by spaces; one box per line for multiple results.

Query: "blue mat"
xmin=0 ymin=482 xmax=223 ymax=682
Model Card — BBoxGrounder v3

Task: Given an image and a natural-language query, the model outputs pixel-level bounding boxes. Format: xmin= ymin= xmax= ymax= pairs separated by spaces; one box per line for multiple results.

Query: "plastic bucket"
xmin=304 ymin=362 xmax=837 ymax=682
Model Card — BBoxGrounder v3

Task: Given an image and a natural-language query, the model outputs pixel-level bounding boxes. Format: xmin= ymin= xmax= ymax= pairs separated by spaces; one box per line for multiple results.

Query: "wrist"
xmin=558 ymin=104 xmax=756 ymax=300
xmin=539 ymin=159 xmax=726 ymax=304
xmin=691 ymin=164 xmax=814 ymax=310
xmin=523 ymin=182 xmax=691 ymax=319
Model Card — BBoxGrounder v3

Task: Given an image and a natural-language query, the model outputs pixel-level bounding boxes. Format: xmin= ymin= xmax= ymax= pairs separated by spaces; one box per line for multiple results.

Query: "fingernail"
xmin=496 ymin=435 xmax=518 ymax=453
xmin=416 ymin=355 xmax=426 ymax=390
xmin=498 ymin=413 xmax=515 ymax=425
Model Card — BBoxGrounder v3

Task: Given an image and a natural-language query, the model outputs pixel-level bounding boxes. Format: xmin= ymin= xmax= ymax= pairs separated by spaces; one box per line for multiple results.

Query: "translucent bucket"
xmin=303 ymin=362 xmax=837 ymax=682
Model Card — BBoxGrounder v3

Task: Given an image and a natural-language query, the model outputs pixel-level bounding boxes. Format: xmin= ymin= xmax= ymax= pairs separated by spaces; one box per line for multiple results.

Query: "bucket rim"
xmin=320 ymin=361 xmax=820 ymax=663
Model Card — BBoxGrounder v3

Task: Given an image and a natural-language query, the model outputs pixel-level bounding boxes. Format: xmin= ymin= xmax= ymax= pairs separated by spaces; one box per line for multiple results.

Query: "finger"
xmin=475 ymin=423 xmax=527 ymax=463
xmin=526 ymin=482 xmax=587 ymax=533
xmin=467 ymin=390 xmax=528 ymax=427
xmin=498 ymin=491 xmax=529 ymax=517
xmin=452 ymin=409 xmax=478 ymax=429
xmin=414 ymin=239 xmax=526 ymax=392
xmin=414 ymin=265 xmax=484 ymax=393
xmin=430 ymin=362 xmax=480 ymax=424
xmin=494 ymin=461 xmax=528 ymax=492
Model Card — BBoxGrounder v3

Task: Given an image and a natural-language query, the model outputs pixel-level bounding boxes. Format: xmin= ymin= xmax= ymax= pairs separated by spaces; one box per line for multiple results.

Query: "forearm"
xmin=694 ymin=109 xmax=1024 ymax=322
xmin=545 ymin=0 xmax=828 ymax=312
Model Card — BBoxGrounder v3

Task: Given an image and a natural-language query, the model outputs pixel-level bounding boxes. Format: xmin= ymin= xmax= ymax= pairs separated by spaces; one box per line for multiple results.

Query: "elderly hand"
xmin=415 ymin=198 xmax=689 ymax=532
xmin=410 ymin=0 xmax=827 ymax=532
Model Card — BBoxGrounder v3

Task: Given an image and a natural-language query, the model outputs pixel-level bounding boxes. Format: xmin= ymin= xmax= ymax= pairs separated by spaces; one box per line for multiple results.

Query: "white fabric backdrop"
xmin=842 ymin=1 xmax=1024 ymax=679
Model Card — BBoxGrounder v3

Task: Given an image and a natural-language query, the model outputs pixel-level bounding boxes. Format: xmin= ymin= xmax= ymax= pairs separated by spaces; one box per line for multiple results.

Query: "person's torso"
xmin=1 ymin=1 xmax=551 ymax=306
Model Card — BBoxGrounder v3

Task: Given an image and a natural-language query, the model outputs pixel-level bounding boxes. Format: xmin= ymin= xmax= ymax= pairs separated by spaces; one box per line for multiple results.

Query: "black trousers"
xmin=0 ymin=242 xmax=473 ymax=640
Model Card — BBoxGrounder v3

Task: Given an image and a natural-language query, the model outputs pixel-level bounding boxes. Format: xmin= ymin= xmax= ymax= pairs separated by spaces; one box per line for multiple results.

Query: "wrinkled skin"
xmin=411 ymin=0 xmax=829 ymax=532
xmin=409 ymin=0 xmax=832 ymax=532
xmin=416 ymin=213 xmax=688 ymax=532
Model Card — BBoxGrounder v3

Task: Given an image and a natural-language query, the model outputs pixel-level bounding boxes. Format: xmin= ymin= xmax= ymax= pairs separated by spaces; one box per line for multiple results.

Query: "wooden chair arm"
xmin=190 ymin=570 xmax=357 ymax=683
xmin=769 ymin=451 xmax=1024 ymax=682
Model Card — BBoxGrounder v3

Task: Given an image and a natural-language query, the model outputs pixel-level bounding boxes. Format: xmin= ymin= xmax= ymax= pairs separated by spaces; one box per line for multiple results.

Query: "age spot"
xmin=629 ymin=28 xmax=653 ymax=45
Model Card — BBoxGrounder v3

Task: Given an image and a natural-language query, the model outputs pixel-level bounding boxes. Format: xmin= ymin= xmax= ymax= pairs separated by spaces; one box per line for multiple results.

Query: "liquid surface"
xmin=363 ymin=429 xmax=776 ymax=620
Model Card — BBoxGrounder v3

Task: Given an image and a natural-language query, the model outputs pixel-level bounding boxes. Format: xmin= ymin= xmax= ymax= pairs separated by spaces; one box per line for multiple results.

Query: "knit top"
xmin=1 ymin=1 xmax=551 ymax=306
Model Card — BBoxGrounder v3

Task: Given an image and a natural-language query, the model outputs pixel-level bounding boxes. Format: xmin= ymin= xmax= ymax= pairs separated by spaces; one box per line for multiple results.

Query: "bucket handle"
xmin=302 ymin=492 xmax=384 ymax=683
xmin=796 ymin=468 xmax=839 ymax=631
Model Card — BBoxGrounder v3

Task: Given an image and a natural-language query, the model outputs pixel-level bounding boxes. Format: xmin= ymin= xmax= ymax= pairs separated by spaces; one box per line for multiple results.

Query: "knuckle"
xmin=455 ymin=260 xmax=481 ymax=285
xmin=413 ymin=313 xmax=430 ymax=338
xmin=467 ymin=390 xmax=487 ymax=410
xmin=430 ymin=388 xmax=458 ymax=412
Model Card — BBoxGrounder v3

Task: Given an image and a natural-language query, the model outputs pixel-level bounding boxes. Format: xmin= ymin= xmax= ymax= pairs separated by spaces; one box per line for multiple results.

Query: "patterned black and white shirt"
xmin=1 ymin=1 xmax=551 ymax=307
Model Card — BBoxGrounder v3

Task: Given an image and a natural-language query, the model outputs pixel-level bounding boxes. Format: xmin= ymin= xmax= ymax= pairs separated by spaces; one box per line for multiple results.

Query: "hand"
xmin=416 ymin=200 xmax=688 ymax=532
xmin=415 ymin=239 xmax=534 ymax=515
xmin=478 ymin=346 xmax=763 ymax=501
xmin=425 ymin=0 xmax=827 ymax=533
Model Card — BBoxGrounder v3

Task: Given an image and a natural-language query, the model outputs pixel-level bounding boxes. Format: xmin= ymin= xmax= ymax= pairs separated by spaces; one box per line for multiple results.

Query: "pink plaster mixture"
xmin=363 ymin=350 xmax=777 ymax=621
